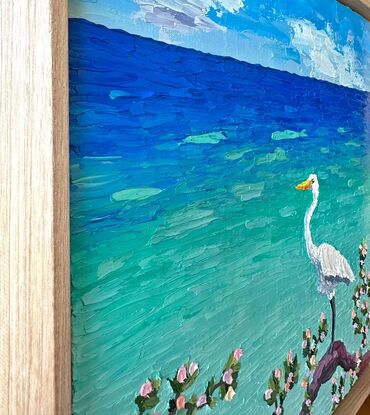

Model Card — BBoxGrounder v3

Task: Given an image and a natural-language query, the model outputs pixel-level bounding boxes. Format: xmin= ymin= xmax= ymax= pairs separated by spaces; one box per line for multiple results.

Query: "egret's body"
xmin=296 ymin=174 xmax=355 ymax=343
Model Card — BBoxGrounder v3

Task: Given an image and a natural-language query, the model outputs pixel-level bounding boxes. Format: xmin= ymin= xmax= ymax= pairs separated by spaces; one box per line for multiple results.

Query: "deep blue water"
xmin=69 ymin=18 xmax=370 ymax=415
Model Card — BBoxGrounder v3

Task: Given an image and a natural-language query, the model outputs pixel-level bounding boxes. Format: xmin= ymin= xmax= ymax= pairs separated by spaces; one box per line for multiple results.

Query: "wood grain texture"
xmin=334 ymin=364 xmax=370 ymax=415
xmin=357 ymin=391 xmax=370 ymax=414
xmin=336 ymin=2 xmax=370 ymax=413
xmin=338 ymin=0 xmax=370 ymax=20
xmin=0 ymin=1 xmax=70 ymax=414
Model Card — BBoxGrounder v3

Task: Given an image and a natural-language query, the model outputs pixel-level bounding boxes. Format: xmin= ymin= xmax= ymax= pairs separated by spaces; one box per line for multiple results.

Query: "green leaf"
xmin=134 ymin=396 xmax=145 ymax=412
xmin=220 ymin=384 xmax=227 ymax=400
xmin=143 ymin=395 xmax=160 ymax=410
xmin=223 ymin=352 xmax=235 ymax=372
xmin=206 ymin=377 xmax=215 ymax=396
xmin=152 ymin=378 xmax=161 ymax=391
xmin=168 ymin=378 xmax=183 ymax=394
xmin=190 ymin=394 xmax=197 ymax=404
xmin=183 ymin=375 xmax=197 ymax=391
xmin=231 ymin=362 xmax=241 ymax=373
xmin=209 ymin=398 xmax=217 ymax=408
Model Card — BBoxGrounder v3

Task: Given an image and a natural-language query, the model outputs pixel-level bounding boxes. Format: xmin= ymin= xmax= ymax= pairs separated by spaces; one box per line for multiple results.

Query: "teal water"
xmin=70 ymin=19 xmax=370 ymax=415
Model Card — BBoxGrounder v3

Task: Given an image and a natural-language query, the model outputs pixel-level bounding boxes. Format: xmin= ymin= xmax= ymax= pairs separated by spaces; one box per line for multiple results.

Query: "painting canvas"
xmin=68 ymin=1 xmax=370 ymax=414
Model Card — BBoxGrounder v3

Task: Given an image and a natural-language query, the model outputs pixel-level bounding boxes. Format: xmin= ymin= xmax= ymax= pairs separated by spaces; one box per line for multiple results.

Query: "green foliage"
xmin=299 ymin=313 xmax=329 ymax=414
xmin=135 ymin=378 xmax=161 ymax=415
xmin=352 ymin=241 xmax=369 ymax=349
xmin=168 ymin=363 xmax=200 ymax=395
xmin=302 ymin=313 xmax=328 ymax=373
xmin=330 ymin=373 xmax=345 ymax=413
xmin=263 ymin=350 xmax=299 ymax=414
xmin=135 ymin=350 xmax=244 ymax=414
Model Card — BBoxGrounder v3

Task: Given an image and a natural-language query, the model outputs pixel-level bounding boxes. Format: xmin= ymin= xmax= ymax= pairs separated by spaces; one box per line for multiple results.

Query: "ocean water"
xmin=69 ymin=18 xmax=370 ymax=415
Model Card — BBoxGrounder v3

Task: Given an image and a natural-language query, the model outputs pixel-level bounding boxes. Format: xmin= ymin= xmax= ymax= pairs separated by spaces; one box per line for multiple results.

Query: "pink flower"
xmin=320 ymin=332 xmax=326 ymax=342
xmin=264 ymin=389 xmax=273 ymax=400
xmin=305 ymin=399 xmax=311 ymax=408
xmin=352 ymin=309 xmax=357 ymax=319
xmin=176 ymin=366 xmax=187 ymax=384
xmin=276 ymin=405 xmax=282 ymax=415
xmin=332 ymin=395 xmax=340 ymax=404
xmin=287 ymin=349 xmax=294 ymax=364
xmin=302 ymin=339 xmax=307 ymax=349
xmin=274 ymin=368 xmax=281 ymax=380
xmin=301 ymin=378 xmax=308 ymax=390
xmin=139 ymin=381 xmax=153 ymax=397
xmin=361 ymin=244 xmax=367 ymax=257
xmin=176 ymin=396 xmax=186 ymax=410
xmin=305 ymin=329 xmax=311 ymax=339
xmin=189 ymin=362 xmax=198 ymax=376
xmin=196 ymin=394 xmax=207 ymax=408
xmin=223 ymin=369 xmax=233 ymax=385
xmin=331 ymin=377 xmax=337 ymax=385
xmin=233 ymin=348 xmax=244 ymax=361
xmin=320 ymin=312 xmax=325 ymax=323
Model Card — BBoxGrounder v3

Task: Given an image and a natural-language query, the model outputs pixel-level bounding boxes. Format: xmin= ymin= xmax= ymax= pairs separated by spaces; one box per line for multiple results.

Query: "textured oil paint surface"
xmin=69 ymin=3 xmax=370 ymax=415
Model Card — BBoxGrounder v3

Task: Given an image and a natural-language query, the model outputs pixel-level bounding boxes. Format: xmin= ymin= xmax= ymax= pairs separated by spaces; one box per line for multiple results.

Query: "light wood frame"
xmin=0 ymin=1 xmax=369 ymax=414
xmin=1 ymin=1 xmax=70 ymax=414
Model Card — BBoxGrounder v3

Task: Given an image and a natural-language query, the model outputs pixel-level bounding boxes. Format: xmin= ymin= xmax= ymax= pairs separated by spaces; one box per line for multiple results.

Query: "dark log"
xmin=299 ymin=341 xmax=370 ymax=414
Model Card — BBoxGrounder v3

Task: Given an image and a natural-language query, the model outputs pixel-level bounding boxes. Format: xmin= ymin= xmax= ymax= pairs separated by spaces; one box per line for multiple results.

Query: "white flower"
xmin=225 ymin=386 xmax=236 ymax=401
xmin=264 ymin=389 xmax=273 ymax=400
xmin=189 ymin=362 xmax=198 ymax=376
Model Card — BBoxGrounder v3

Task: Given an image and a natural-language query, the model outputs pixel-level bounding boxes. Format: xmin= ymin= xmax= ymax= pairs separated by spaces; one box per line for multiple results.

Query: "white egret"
xmin=296 ymin=173 xmax=355 ymax=343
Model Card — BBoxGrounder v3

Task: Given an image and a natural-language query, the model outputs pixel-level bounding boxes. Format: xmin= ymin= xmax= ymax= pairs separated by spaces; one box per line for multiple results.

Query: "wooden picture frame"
xmin=1 ymin=1 xmax=70 ymax=414
xmin=1 ymin=1 xmax=369 ymax=414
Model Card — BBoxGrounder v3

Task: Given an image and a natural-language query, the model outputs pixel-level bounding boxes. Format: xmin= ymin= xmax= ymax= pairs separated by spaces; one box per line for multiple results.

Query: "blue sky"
xmin=69 ymin=0 xmax=370 ymax=91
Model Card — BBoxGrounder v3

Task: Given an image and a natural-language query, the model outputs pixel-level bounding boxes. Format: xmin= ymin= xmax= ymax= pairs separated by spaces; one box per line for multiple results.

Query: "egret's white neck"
xmin=304 ymin=187 xmax=319 ymax=260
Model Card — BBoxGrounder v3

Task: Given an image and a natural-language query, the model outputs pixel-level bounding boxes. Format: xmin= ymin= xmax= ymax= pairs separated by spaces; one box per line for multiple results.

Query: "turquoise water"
xmin=70 ymin=19 xmax=370 ymax=415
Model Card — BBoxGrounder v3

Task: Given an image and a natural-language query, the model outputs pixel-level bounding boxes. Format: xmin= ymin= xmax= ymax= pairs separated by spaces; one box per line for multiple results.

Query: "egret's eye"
xmin=311 ymin=178 xmax=315 ymax=183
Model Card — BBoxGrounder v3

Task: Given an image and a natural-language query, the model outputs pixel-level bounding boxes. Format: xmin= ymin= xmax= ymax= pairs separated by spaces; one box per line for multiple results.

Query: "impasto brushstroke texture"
xmin=68 ymin=2 xmax=370 ymax=415
xmin=69 ymin=0 xmax=370 ymax=91
xmin=132 ymin=0 xmax=245 ymax=32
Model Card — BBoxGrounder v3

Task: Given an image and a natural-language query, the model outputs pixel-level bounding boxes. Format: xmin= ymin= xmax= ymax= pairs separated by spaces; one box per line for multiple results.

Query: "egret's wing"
xmin=318 ymin=243 xmax=355 ymax=284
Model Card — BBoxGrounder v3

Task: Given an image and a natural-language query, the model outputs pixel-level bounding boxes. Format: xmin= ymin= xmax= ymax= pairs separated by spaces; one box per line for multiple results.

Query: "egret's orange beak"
xmin=296 ymin=180 xmax=312 ymax=191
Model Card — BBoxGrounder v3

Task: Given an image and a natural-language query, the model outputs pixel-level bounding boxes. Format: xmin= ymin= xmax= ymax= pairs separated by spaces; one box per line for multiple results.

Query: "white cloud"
xmin=133 ymin=0 xmax=244 ymax=32
xmin=288 ymin=19 xmax=365 ymax=90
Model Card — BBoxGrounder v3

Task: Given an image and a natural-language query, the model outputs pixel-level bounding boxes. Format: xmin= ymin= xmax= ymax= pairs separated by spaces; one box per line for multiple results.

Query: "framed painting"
xmin=1 ymin=1 xmax=370 ymax=415
xmin=67 ymin=0 xmax=370 ymax=414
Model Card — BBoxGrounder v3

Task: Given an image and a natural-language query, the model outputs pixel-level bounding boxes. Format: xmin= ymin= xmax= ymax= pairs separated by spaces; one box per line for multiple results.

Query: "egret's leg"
xmin=330 ymin=296 xmax=336 ymax=343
